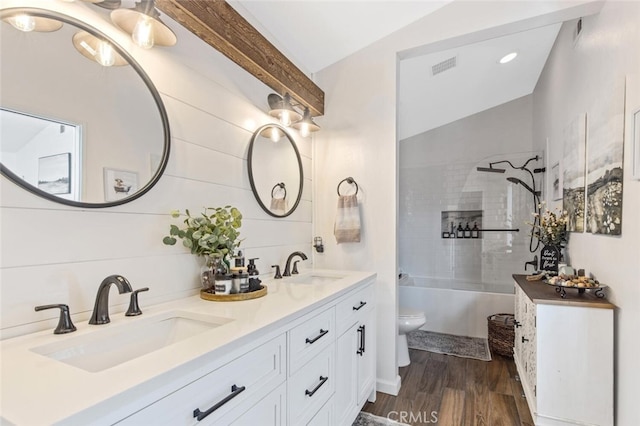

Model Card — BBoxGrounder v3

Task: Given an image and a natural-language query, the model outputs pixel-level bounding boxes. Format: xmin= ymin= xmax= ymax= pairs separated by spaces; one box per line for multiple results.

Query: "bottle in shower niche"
xmin=450 ymin=222 xmax=456 ymax=238
xmin=456 ymin=222 xmax=464 ymax=238
xmin=464 ymin=222 xmax=471 ymax=238
xmin=471 ymin=222 xmax=480 ymax=239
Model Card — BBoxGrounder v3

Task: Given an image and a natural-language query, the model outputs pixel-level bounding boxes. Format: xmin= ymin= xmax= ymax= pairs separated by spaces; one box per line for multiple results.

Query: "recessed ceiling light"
xmin=499 ymin=52 xmax=518 ymax=64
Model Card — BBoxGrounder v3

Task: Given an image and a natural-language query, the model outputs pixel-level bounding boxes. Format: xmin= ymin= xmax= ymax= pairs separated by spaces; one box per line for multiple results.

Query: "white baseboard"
xmin=376 ymin=374 xmax=401 ymax=396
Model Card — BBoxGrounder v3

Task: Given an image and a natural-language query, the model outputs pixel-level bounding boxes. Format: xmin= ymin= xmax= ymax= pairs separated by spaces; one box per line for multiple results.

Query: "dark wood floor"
xmin=362 ymin=349 xmax=534 ymax=426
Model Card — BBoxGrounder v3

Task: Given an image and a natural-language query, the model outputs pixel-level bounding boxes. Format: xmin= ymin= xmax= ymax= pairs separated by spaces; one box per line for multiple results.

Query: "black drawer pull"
xmin=514 ymin=320 xmax=522 ymax=328
xmin=305 ymin=376 xmax=328 ymax=397
xmin=193 ymin=384 xmax=246 ymax=421
xmin=305 ymin=329 xmax=329 ymax=344
xmin=522 ymin=336 xmax=529 ymax=343
xmin=353 ymin=301 xmax=367 ymax=311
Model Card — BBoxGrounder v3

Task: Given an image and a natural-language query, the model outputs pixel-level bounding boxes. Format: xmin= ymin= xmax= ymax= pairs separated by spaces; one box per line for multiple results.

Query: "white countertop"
xmin=0 ymin=269 xmax=375 ymax=425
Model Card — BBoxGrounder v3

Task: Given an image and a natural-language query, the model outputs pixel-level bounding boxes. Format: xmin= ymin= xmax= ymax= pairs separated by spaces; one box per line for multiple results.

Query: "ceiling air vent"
xmin=431 ymin=56 xmax=457 ymax=76
xmin=573 ymin=18 xmax=583 ymax=45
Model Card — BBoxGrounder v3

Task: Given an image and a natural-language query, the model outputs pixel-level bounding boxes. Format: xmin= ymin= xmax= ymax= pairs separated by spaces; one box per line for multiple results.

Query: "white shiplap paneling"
xmin=0 ymin=1 xmax=312 ymax=337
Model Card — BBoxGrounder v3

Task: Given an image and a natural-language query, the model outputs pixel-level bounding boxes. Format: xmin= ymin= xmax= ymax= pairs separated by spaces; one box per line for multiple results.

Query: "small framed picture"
xmin=551 ymin=162 xmax=562 ymax=201
xmin=633 ymin=108 xmax=640 ymax=180
xmin=104 ymin=168 xmax=138 ymax=202
xmin=38 ymin=153 xmax=71 ymax=195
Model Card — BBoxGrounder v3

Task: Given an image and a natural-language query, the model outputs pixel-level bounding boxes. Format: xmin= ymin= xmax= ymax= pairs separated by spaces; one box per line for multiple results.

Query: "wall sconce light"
xmin=72 ymin=31 xmax=128 ymax=67
xmin=268 ymin=93 xmax=302 ymax=127
xmin=2 ymin=14 xmax=63 ymax=32
xmin=110 ymin=0 xmax=177 ymax=49
xmin=259 ymin=125 xmax=285 ymax=143
xmin=292 ymin=107 xmax=320 ymax=137
xmin=267 ymin=93 xmax=321 ymax=135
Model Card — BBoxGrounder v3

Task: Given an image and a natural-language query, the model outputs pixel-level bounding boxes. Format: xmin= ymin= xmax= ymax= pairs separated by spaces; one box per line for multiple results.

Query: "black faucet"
xmin=525 ymin=255 xmax=538 ymax=272
xmin=89 ymin=275 xmax=133 ymax=325
xmin=283 ymin=251 xmax=308 ymax=276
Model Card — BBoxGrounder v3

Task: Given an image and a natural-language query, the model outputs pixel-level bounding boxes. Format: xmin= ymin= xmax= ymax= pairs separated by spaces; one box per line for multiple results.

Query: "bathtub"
xmin=398 ymin=274 xmax=514 ymax=338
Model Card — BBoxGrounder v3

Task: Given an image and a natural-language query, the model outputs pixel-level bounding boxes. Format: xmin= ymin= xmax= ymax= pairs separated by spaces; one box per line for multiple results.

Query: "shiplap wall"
xmin=0 ymin=0 xmax=312 ymax=339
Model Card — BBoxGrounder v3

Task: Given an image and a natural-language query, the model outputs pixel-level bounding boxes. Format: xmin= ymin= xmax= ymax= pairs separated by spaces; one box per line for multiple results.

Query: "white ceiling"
xmin=226 ymin=1 xmax=563 ymax=140
xmin=228 ymin=0 xmax=452 ymax=74
xmin=398 ymin=23 xmax=562 ymax=140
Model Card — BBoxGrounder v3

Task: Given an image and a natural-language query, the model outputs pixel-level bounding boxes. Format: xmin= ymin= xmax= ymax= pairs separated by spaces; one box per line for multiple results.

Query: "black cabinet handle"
xmin=352 ymin=301 xmax=367 ymax=311
xmin=514 ymin=320 xmax=522 ymax=328
xmin=305 ymin=376 xmax=328 ymax=397
xmin=193 ymin=384 xmax=246 ymax=421
xmin=522 ymin=336 xmax=529 ymax=343
xmin=305 ymin=329 xmax=329 ymax=344
xmin=357 ymin=325 xmax=365 ymax=356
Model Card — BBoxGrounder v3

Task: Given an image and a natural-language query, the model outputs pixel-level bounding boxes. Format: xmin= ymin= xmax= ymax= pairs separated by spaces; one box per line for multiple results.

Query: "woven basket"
xmin=487 ymin=313 xmax=515 ymax=358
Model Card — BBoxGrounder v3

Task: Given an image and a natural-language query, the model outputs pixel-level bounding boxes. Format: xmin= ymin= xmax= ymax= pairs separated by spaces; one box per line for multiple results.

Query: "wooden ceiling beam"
xmin=155 ymin=0 xmax=325 ymax=116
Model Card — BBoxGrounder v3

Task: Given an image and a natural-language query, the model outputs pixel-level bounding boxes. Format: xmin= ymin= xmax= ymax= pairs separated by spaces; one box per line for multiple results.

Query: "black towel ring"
xmin=271 ymin=182 xmax=287 ymax=199
xmin=337 ymin=177 xmax=358 ymax=196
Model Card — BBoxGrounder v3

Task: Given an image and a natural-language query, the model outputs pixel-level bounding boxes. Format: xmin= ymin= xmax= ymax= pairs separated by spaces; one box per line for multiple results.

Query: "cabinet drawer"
xmin=289 ymin=307 xmax=334 ymax=374
xmin=289 ymin=345 xmax=335 ymax=425
xmin=336 ymin=283 xmax=374 ymax=335
xmin=117 ymin=334 xmax=286 ymax=425
xmin=307 ymin=399 xmax=333 ymax=426
xmin=221 ymin=381 xmax=286 ymax=426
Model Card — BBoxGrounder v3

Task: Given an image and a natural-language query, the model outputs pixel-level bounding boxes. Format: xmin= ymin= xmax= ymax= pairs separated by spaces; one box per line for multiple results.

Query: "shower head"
xmin=477 ymin=166 xmax=506 ymax=173
xmin=507 ymin=177 xmax=540 ymax=196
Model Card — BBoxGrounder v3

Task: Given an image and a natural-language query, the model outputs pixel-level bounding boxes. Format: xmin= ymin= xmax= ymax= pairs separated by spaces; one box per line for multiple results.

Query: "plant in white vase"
xmin=162 ymin=205 xmax=243 ymax=274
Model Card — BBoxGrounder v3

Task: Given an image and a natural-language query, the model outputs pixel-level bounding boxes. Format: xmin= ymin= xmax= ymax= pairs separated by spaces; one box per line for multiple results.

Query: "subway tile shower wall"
xmin=399 ymin=154 xmax=541 ymax=293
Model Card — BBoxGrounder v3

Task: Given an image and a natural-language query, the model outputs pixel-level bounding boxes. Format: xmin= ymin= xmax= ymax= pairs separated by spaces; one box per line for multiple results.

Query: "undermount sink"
xmin=30 ymin=311 xmax=232 ymax=372
xmin=286 ymin=273 xmax=345 ymax=285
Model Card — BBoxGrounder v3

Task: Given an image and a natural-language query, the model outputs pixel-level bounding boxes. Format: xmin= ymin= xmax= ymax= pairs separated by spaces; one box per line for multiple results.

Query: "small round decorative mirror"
xmin=247 ymin=124 xmax=303 ymax=218
xmin=0 ymin=8 xmax=170 ymax=208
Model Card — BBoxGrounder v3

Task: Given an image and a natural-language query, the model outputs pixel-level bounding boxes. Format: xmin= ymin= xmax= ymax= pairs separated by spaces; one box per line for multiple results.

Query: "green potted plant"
xmin=162 ymin=206 xmax=243 ymax=285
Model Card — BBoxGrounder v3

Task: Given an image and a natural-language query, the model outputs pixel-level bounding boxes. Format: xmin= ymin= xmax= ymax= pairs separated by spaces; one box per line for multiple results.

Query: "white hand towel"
xmin=270 ymin=197 xmax=288 ymax=215
xmin=334 ymin=194 xmax=361 ymax=243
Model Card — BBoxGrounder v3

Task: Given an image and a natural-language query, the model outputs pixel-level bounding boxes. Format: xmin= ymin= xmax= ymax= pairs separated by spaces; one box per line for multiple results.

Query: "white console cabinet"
xmin=513 ymin=275 xmax=614 ymax=426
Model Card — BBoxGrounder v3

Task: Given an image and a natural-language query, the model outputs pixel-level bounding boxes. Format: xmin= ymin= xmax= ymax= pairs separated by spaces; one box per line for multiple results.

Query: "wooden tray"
xmin=200 ymin=285 xmax=267 ymax=302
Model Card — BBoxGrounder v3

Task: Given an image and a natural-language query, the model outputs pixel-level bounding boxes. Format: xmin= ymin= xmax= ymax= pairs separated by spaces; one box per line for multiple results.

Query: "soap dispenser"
xmin=247 ymin=258 xmax=262 ymax=292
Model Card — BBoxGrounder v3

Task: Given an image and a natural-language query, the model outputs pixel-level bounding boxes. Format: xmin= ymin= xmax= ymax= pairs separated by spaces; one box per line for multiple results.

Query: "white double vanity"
xmin=0 ymin=270 xmax=376 ymax=425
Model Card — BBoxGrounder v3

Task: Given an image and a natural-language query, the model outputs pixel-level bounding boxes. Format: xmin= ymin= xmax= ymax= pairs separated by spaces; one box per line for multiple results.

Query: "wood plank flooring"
xmin=362 ymin=349 xmax=534 ymax=426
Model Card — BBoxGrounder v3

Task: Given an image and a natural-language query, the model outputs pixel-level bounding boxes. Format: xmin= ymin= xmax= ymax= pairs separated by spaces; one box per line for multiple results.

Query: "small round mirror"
xmin=247 ymin=124 xmax=303 ymax=218
xmin=0 ymin=8 xmax=170 ymax=208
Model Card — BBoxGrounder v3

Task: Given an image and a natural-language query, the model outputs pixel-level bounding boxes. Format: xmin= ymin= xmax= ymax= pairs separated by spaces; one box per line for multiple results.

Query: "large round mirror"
xmin=247 ymin=124 xmax=303 ymax=218
xmin=0 ymin=8 xmax=170 ymax=207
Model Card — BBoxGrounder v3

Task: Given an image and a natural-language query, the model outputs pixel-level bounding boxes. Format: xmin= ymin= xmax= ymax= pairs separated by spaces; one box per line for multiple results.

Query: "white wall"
xmin=314 ymin=0 xmax=601 ymax=396
xmin=532 ymin=2 xmax=640 ymax=424
xmin=0 ymin=0 xmax=312 ymax=339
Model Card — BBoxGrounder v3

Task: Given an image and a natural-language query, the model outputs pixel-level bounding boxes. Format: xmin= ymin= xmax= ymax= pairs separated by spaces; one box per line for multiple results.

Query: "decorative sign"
xmin=540 ymin=245 xmax=560 ymax=272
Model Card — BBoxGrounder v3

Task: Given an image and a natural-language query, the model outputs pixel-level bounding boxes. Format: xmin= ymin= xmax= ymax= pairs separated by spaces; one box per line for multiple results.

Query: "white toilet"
xmin=397 ymin=307 xmax=426 ymax=367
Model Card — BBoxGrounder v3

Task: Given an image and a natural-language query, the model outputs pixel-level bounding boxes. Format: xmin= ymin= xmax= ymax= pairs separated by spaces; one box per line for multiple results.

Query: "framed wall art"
xmin=38 ymin=153 xmax=71 ymax=195
xmin=104 ymin=167 xmax=138 ymax=202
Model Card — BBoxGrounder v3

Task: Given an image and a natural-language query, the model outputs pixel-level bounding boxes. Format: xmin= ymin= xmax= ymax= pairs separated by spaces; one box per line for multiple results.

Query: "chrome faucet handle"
xmin=34 ymin=304 xmax=77 ymax=334
xmin=125 ymin=287 xmax=149 ymax=316
xmin=272 ymin=265 xmax=282 ymax=279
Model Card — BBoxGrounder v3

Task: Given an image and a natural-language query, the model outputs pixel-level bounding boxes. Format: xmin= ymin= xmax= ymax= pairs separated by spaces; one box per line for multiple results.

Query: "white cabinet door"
xmin=334 ymin=325 xmax=358 ymax=426
xmin=356 ymin=310 xmax=375 ymax=405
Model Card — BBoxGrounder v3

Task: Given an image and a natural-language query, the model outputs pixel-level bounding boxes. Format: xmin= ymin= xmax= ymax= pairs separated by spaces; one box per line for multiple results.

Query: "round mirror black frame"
xmin=247 ymin=124 xmax=303 ymax=218
xmin=0 ymin=8 xmax=170 ymax=208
